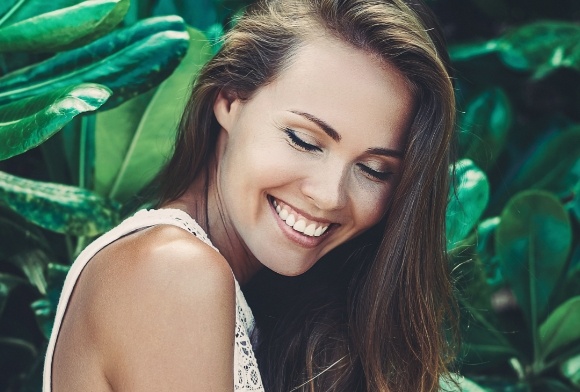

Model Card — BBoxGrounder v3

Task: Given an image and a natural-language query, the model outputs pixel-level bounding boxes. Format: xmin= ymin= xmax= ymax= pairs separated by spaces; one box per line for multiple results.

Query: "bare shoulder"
xmin=53 ymin=224 xmax=235 ymax=391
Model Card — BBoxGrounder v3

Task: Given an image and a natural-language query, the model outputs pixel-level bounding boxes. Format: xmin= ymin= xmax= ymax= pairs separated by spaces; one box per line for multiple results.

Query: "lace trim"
xmin=133 ymin=209 xmax=264 ymax=391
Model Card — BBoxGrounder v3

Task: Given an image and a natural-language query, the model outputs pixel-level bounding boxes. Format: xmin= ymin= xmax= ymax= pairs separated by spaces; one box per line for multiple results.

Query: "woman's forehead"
xmin=245 ymin=36 xmax=415 ymax=147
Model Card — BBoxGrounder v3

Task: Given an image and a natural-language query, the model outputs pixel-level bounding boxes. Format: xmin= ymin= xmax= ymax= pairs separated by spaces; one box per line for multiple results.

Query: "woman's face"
xmin=213 ymin=35 xmax=414 ymax=276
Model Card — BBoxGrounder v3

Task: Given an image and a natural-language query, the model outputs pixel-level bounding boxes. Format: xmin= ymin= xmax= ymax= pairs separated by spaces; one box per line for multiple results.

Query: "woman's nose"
xmin=300 ymin=164 xmax=349 ymax=211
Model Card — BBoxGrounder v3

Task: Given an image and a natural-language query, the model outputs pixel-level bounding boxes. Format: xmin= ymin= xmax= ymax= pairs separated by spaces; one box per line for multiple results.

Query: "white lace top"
xmin=43 ymin=208 xmax=265 ymax=391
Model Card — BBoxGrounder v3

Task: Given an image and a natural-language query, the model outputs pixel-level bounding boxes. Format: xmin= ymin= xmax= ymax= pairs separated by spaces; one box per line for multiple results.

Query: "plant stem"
xmin=79 ymin=115 xmax=96 ymax=189
xmin=530 ymin=232 xmax=542 ymax=372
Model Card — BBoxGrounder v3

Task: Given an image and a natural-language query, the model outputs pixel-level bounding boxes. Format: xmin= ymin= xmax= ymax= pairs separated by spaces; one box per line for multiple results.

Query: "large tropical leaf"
xmin=450 ymin=21 xmax=580 ymax=78
xmin=0 ymin=0 xmax=81 ymax=25
xmin=496 ymin=21 xmax=580 ymax=78
xmin=0 ymin=16 xmax=190 ymax=109
xmin=496 ymin=190 xmax=572 ymax=344
xmin=0 ymin=170 xmax=121 ymax=236
xmin=458 ymin=88 xmax=512 ymax=170
xmin=95 ymin=27 xmax=213 ymax=202
xmin=0 ymin=83 xmax=111 ymax=160
xmin=0 ymin=0 xmax=129 ymax=53
xmin=507 ymin=126 xmax=580 ymax=198
xmin=447 ymin=159 xmax=490 ymax=250
xmin=539 ymin=296 xmax=580 ymax=361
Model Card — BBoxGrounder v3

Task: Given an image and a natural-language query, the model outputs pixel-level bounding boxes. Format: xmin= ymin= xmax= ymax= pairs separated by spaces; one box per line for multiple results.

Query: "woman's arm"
xmin=52 ymin=225 xmax=236 ymax=391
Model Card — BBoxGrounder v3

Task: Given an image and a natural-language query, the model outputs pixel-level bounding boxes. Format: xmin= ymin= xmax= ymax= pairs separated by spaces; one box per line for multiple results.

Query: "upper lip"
xmin=269 ymin=195 xmax=338 ymax=225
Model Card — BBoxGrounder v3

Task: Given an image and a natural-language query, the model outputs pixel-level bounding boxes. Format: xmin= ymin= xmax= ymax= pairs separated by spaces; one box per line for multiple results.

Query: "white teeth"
xmin=293 ymin=219 xmax=306 ymax=233
xmin=285 ymin=214 xmax=296 ymax=226
xmin=273 ymin=198 xmax=332 ymax=238
xmin=304 ymin=223 xmax=316 ymax=236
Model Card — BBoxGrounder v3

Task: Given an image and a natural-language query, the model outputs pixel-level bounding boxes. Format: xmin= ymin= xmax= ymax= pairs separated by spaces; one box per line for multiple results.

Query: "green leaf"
xmin=0 ymin=16 xmax=190 ymax=109
xmin=96 ymin=27 xmax=213 ymax=202
xmin=31 ymin=262 xmax=69 ymax=339
xmin=496 ymin=21 xmax=580 ymax=77
xmin=539 ymin=297 xmax=580 ymax=360
xmin=449 ymin=40 xmax=500 ymax=62
xmin=447 ymin=159 xmax=490 ymax=250
xmin=450 ymin=22 xmax=580 ymax=77
xmin=8 ymin=249 xmax=50 ymax=295
xmin=509 ymin=126 xmax=580 ymax=198
xmin=459 ymin=88 xmax=512 ymax=170
xmin=561 ymin=353 xmax=580 ymax=388
xmin=0 ymin=0 xmax=81 ymax=26
xmin=0 ymin=0 xmax=130 ymax=53
xmin=0 ymin=170 xmax=121 ymax=236
xmin=496 ymin=190 xmax=572 ymax=345
xmin=0 ymin=83 xmax=111 ymax=160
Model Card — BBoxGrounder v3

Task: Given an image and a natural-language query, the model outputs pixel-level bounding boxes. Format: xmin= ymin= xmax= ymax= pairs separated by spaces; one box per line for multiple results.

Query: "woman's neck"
xmin=161 ymin=164 xmax=263 ymax=285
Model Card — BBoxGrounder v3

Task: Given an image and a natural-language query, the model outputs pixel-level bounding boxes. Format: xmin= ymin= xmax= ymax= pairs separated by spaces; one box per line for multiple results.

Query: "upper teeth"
xmin=273 ymin=199 xmax=329 ymax=237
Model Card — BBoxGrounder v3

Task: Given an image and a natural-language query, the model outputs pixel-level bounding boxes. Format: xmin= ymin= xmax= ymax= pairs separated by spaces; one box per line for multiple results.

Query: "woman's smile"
xmin=267 ymin=195 xmax=336 ymax=248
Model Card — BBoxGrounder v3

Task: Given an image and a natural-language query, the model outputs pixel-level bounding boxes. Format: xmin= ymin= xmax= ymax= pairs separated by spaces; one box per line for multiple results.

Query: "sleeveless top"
xmin=43 ymin=208 xmax=265 ymax=391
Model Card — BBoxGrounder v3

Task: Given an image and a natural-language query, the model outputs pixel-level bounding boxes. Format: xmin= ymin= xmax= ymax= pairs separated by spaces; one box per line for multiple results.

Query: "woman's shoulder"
xmin=54 ymin=224 xmax=236 ymax=390
xmin=87 ymin=223 xmax=235 ymax=305
xmin=85 ymin=223 xmax=236 ymax=331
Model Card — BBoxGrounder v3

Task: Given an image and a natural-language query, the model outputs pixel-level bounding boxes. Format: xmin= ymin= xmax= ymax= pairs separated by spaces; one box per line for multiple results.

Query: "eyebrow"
xmin=289 ymin=110 xmax=404 ymax=159
xmin=289 ymin=110 xmax=341 ymax=142
xmin=366 ymin=147 xmax=404 ymax=159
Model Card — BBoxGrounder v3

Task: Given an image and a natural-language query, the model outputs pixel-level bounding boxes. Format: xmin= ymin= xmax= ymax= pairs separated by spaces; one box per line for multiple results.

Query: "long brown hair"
xmin=157 ymin=0 xmax=457 ymax=390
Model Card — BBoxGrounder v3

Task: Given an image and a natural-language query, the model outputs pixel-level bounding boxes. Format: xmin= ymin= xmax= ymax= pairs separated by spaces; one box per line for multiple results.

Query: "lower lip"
xmin=268 ymin=197 xmax=330 ymax=249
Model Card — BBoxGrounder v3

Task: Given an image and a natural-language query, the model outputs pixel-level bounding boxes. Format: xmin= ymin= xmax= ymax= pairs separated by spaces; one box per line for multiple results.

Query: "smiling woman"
xmin=44 ymin=0 xmax=457 ymax=391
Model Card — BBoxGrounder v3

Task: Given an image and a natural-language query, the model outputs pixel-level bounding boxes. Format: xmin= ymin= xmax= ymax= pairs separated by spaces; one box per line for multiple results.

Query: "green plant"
xmin=443 ymin=5 xmax=580 ymax=390
xmin=2 ymin=0 xmax=579 ymax=391
xmin=0 ymin=0 xmax=210 ymax=388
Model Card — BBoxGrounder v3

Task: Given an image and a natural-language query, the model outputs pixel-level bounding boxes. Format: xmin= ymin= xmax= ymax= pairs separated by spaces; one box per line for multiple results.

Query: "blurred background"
xmin=0 ymin=0 xmax=579 ymax=390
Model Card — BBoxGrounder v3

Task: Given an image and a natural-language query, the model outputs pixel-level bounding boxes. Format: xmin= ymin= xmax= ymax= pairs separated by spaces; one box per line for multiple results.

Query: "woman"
xmin=44 ymin=0 xmax=456 ymax=390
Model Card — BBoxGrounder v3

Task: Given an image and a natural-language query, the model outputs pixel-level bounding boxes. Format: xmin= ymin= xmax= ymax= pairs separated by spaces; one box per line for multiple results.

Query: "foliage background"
xmin=0 ymin=0 xmax=579 ymax=391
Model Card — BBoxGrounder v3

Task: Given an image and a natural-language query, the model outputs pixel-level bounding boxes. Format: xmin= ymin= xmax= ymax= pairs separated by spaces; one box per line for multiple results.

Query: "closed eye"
xmin=284 ymin=128 xmax=322 ymax=152
xmin=357 ymin=163 xmax=393 ymax=181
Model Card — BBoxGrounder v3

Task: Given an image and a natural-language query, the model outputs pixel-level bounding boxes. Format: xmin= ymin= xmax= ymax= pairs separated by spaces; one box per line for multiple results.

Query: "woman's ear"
xmin=213 ymin=89 xmax=241 ymax=134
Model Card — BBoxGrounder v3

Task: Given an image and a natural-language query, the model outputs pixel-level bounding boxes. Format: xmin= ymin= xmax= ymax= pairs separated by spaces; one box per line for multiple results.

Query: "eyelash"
xmin=284 ymin=128 xmax=322 ymax=152
xmin=357 ymin=164 xmax=393 ymax=181
xmin=283 ymin=128 xmax=393 ymax=182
